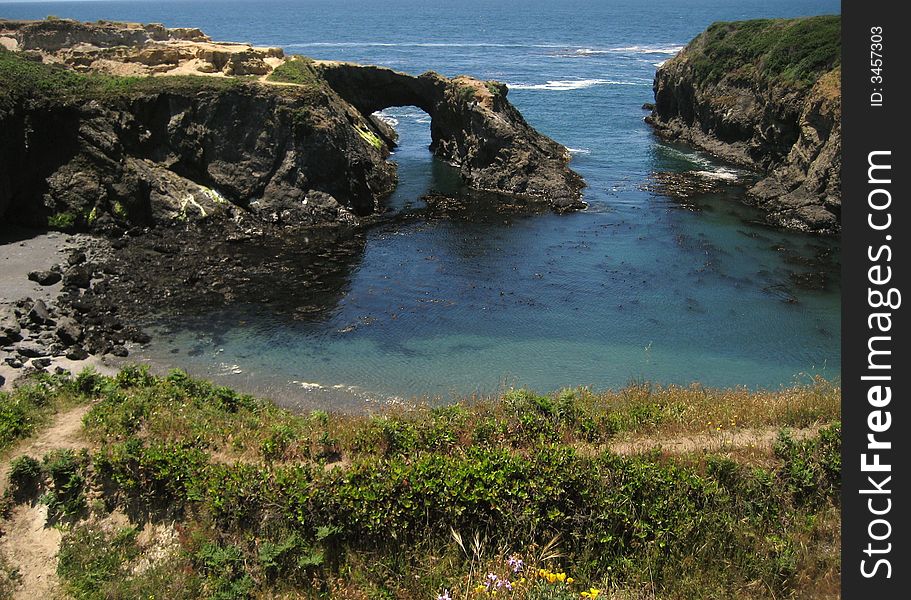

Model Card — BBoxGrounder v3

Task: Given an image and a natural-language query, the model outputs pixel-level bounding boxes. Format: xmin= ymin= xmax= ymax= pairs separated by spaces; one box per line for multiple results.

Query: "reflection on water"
xmin=137 ymin=107 xmax=839 ymax=413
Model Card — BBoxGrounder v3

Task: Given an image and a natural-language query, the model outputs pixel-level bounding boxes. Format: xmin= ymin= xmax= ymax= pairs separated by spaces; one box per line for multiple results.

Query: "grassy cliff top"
xmin=0 ymin=49 xmax=326 ymax=114
xmin=683 ymin=15 xmax=841 ymax=87
xmin=0 ymin=48 xmax=244 ymax=111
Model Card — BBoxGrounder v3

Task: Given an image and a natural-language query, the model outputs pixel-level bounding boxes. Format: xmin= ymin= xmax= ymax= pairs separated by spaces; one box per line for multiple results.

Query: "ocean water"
xmin=2 ymin=0 xmax=842 ymax=410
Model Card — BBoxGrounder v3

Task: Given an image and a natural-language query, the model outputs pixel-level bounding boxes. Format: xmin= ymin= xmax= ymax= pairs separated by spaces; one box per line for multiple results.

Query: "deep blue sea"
xmin=2 ymin=0 xmax=842 ymax=410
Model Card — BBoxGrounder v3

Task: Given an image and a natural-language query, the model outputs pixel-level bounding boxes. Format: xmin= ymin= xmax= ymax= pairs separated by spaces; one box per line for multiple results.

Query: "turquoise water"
xmin=2 ymin=0 xmax=842 ymax=409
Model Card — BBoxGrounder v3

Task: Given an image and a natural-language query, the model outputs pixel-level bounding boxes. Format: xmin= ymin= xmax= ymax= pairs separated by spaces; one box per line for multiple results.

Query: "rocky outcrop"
xmin=0 ymin=18 xmax=584 ymax=231
xmin=647 ymin=16 xmax=840 ymax=233
xmin=316 ymin=63 xmax=585 ymax=210
xmin=0 ymin=80 xmax=396 ymax=231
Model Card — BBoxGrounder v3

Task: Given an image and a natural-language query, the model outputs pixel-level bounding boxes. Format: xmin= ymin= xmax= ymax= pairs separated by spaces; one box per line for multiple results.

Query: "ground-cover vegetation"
xmin=686 ymin=15 xmax=840 ymax=86
xmin=1 ymin=367 xmax=841 ymax=599
xmin=0 ymin=47 xmax=250 ymax=112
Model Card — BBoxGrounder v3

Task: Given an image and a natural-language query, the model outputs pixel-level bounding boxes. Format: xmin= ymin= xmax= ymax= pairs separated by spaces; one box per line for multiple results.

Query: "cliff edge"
xmin=647 ymin=16 xmax=841 ymax=233
xmin=0 ymin=18 xmax=584 ymax=232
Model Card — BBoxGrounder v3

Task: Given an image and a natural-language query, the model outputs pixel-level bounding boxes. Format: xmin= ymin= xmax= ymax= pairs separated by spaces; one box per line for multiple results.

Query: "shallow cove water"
xmin=3 ymin=0 xmax=842 ymax=410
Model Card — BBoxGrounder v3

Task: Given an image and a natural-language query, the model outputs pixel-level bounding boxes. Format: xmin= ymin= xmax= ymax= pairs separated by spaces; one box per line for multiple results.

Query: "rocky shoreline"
xmin=0 ymin=230 xmax=124 ymax=389
xmin=646 ymin=16 xmax=841 ymax=234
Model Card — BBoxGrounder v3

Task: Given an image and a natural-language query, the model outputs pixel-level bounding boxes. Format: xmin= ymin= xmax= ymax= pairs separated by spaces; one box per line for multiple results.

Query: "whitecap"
xmin=694 ymin=169 xmax=739 ymax=182
xmin=292 ymin=380 xmax=325 ymax=390
xmin=506 ymin=78 xmax=644 ymax=91
xmin=372 ymin=110 xmax=398 ymax=128
xmin=567 ymin=147 xmax=591 ymax=155
xmin=607 ymin=44 xmax=684 ymax=54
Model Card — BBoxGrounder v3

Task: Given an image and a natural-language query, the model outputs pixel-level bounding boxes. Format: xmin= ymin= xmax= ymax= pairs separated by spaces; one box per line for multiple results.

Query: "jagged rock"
xmin=67 ymin=250 xmax=87 ymax=266
xmin=56 ymin=317 xmax=83 ymax=346
xmin=111 ymin=345 xmax=129 ymax=357
xmin=27 ymin=270 xmax=63 ymax=285
xmin=28 ymin=299 xmax=54 ymax=326
xmin=647 ymin=17 xmax=840 ymax=233
xmin=4 ymin=357 xmax=23 ymax=369
xmin=66 ymin=346 xmax=90 ymax=360
xmin=16 ymin=341 xmax=48 ymax=358
xmin=63 ymin=265 xmax=92 ymax=289
xmin=31 ymin=357 xmax=52 ymax=368
xmin=0 ymin=305 xmax=23 ymax=344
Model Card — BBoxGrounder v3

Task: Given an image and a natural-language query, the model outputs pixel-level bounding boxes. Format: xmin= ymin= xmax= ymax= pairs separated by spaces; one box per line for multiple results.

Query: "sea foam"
xmin=506 ymin=78 xmax=644 ymax=91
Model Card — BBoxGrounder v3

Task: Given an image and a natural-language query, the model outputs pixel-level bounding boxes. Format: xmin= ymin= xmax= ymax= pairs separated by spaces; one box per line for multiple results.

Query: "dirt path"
xmin=608 ymin=425 xmax=821 ymax=455
xmin=0 ymin=404 xmax=93 ymax=600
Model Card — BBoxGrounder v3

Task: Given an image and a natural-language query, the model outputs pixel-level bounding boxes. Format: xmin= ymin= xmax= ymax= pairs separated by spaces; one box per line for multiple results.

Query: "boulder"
xmin=0 ymin=305 xmax=22 ymax=344
xmin=27 ymin=270 xmax=62 ymax=285
xmin=16 ymin=341 xmax=48 ymax=358
xmin=66 ymin=346 xmax=90 ymax=361
xmin=56 ymin=317 xmax=83 ymax=346
xmin=28 ymin=299 xmax=54 ymax=326
xmin=63 ymin=265 xmax=93 ymax=289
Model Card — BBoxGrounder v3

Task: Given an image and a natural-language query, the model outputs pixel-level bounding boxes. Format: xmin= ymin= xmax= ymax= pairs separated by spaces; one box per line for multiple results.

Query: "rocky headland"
xmin=647 ymin=16 xmax=841 ymax=233
xmin=0 ymin=17 xmax=587 ymax=386
xmin=0 ymin=17 xmax=584 ymax=233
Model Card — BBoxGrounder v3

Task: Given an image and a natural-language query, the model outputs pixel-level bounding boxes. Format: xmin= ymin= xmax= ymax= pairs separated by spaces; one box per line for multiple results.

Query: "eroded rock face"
xmin=0 ymin=84 xmax=395 ymax=230
xmin=1 ymin=18 xmax=585 ymax=230
xmin=646 ymin=21 xmax=841 ymax=234
xmin=316 ymin=64 xmax=585 ymax=211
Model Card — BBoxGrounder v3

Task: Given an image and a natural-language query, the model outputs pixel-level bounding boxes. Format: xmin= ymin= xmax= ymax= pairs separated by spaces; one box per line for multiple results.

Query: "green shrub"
xmin=266 ymin=56 xmax=320 ymax=87
xmin=41 ymin=449 xmax=88 ymax=520
xmin=57 ymin=525 xmax=139 ymax=599
xmin=688 ymin=16 xmax=840 ymax=87
xmin=8 ymin=455 xmax=42 ymax=500
xmin=195 ymin=542 xmax=255 ymax=600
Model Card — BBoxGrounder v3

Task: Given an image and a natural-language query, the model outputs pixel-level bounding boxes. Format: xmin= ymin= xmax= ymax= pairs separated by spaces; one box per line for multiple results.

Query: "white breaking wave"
xmin=607 ymin=44 xmax=685 ymax=54
xmin=285 ymin=41 xmax=569 ymax=49
xmin=506 ymin=78 xmax=644 ymax=91
xmin=555 ymin=44 xmax=685 ymax=57
xmin=567 ymin=147 xmax=591 ymax=155
xmin=372 ymin=110 xmax=398 ymax=128
xmin=694 ymin=168 xmax=740 ymax=182
xmin=292 ymin=380 xmax=325 ymax=390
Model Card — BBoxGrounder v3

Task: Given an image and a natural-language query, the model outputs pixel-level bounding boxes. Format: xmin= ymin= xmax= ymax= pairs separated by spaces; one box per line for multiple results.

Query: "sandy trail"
xmin=0 ymin=404 xmax=93 ymax=599
xmin=608 ymin=425 xmax=821 ymax=455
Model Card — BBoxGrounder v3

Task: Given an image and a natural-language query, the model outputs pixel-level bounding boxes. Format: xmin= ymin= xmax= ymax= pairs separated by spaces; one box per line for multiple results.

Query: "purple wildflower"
xmin=485 ymin=573 xmax=500 ymax=591
xmin=507 ymin=554 xmax=525 ymax=574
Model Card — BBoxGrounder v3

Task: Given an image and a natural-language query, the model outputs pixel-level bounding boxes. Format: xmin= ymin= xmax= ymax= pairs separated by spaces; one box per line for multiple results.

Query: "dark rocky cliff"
xmin=0 ymin=19 xmax=584 ymax=233
xmin=1 ymin=79 xmax=396 ymax=231
xmin=647 ymin=16 xmax=841 ymax=233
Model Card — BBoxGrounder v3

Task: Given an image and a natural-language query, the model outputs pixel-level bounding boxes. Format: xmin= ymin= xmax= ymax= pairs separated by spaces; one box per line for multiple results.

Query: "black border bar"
xmin=842 ymin=1 xmax=908 ymax=596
